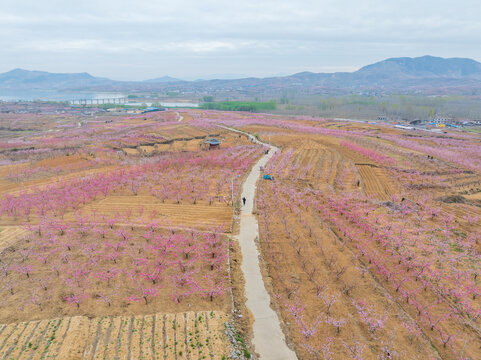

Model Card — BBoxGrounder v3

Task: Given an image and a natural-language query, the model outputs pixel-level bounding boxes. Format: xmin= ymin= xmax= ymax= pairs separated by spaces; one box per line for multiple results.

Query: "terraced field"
xmin=155 ymin=124 xmax=208 ymax=141
xmin=256 ymin=133 xmax=372 ymax=195
xmin=78 ymin=195 xmax=233 ymax=231
xmin=0 ymin=166 xmax=117 ymax=196
xmin=2 ymin=108 xmax=480 ymax=359
xmin=357 ymin=164 xmax=396 ymax=201
xmin=0 ymin=311 xmax=228 ymax=360
xmin=0 ymin=226 xmax=27 ymax=250
xmin=0 ymin=113 xmax=264 ymax=359
xmin=235 ymin=117 xmax=481 ymax=359
xmin=122 ymin=127 xmax=252 ymax=156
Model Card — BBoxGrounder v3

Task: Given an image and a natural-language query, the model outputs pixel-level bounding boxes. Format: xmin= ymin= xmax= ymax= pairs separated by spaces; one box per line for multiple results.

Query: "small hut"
xmin=204 ymin=138 xmax=221 ymax=149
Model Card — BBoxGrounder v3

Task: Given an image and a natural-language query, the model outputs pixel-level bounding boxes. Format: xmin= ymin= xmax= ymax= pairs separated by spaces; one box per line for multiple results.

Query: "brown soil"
xmin=0 ymin=311 xmax=228 ymax=359
xmin=0 ymin=225 xmax=230 ymax=324
xmin=248 ymin=125 xmax=481 ymax=359
xmin=79 ymin=195 xmax=233 ymax=231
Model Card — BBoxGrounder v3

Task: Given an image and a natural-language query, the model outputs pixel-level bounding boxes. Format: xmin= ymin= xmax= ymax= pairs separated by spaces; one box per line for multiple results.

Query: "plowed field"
xmin=0 ymin=226 xmax=27 ymax=250
xmin=357 ymin=165 xmax=396 ymax=201
xmin=0 ymin=311 xmax=228 ymax=360
xmin=79 ymin=195 xmax=233 ymax=230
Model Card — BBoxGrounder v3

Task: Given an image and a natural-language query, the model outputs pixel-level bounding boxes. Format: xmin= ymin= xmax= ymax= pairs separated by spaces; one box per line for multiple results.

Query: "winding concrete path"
xmin=176 ymin=111 xmax=184 ymax=122
xmin=221 ymin=126 xmax=297 ymax=359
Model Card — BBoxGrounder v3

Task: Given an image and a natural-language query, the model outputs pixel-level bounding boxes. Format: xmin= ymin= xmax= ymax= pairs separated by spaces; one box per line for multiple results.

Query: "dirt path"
xmin=221 ymin=126 xmax=297 ymax=359
xmin=176 ymin=111 xmax=184 ymax=122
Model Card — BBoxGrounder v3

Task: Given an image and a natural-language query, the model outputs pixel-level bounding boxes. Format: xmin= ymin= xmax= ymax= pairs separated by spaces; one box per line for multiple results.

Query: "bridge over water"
xmin=69 ymin=97 xmax=128 ymax=105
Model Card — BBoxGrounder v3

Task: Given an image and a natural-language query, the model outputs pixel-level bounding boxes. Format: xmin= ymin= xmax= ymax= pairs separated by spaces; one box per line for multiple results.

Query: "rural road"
xmin=221 ymin=126 xmax=297 ymax=360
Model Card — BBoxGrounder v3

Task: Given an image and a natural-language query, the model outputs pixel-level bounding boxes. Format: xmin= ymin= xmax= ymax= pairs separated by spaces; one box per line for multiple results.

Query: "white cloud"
xmin=0 ymin=0 xmax=480 ymax=79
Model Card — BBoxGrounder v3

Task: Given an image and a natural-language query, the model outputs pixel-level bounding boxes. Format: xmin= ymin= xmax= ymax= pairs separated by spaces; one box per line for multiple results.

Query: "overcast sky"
xmin=1 ymin=0 xmax=480 ymax=80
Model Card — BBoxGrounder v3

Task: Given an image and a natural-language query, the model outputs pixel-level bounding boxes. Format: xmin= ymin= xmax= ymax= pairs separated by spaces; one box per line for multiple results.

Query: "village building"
xmin=204 ymin=138 xmax=221 ymax=149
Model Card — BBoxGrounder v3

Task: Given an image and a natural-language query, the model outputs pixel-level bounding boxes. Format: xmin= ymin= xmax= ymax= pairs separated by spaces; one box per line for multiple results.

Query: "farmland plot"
xmin=249 ymin=121 xmax=481 ymax=359
xmin=0 ymin=311 xmax=228 ymax=359
xmin=0 ymin=111 xmax=267 ymax=359
xmin=2 ymin=108 xmax=481 ymax=359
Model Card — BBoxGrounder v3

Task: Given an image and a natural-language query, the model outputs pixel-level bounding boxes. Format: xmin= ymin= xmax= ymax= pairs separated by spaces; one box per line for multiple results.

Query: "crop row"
xmin=0 ymin=311 xmax=227 ymax=359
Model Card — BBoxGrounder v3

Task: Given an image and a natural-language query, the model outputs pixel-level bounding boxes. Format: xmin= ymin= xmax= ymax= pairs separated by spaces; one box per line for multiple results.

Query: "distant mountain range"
xmin=0 ymin=68 xmax=113 ymax=90
xmin=142 ymin=76 xmax=182 ymax=83
xmin=1 ymin=56 xmax=481 ymax=95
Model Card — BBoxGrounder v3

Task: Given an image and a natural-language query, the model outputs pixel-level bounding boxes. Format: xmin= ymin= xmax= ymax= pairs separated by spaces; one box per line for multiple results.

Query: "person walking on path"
xmin=242 ymin=197 xmax=246 ymax=206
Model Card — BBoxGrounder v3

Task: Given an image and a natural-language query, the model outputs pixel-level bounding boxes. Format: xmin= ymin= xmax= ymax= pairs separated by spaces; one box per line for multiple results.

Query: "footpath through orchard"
xmin=219 ymin=125 xmax=297 ymax=360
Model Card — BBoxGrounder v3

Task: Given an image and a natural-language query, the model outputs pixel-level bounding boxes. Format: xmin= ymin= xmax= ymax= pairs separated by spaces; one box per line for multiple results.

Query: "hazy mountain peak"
xmin=1 ymin=56 xmax=481 ymax=94
xmin=357 ymin=56 xmax=481 ymax=78
xmin=0 ymin=68 xmax=108 ymax=90
xmin=143 ymin=76 xmax=182 ymax=83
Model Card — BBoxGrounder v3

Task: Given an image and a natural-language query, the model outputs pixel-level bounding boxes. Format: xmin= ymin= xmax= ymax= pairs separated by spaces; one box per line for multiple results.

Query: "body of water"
xmin=127 ymin=102 xmax=199 ymax=108
xmin=0 ymin=90 xmax=126 ymax=102
xmin=0 ymin=91 xmax=199 ymax=107
xmin=161 ymin=102 xmax=199 ymax=108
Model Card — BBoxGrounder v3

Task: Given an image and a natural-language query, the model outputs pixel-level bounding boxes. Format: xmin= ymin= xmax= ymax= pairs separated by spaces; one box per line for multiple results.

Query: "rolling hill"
xmin=1 ymin=56 xmax=481 ymax=94
xmin=0 ymin=68 xmax=114 ymax=90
